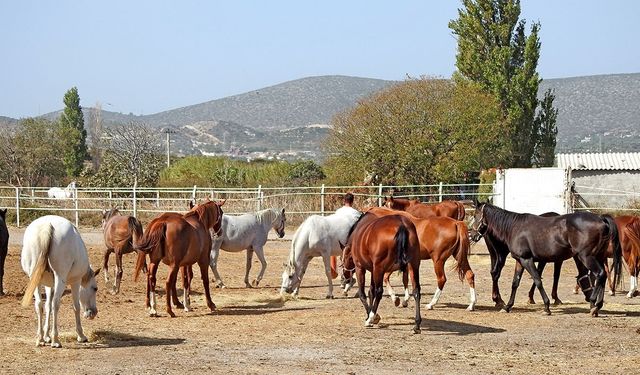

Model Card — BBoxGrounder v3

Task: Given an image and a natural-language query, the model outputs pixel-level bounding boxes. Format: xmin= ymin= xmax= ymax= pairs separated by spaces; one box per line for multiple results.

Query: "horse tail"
xmin=624 ymin=218 xmax=640 ymax=277
xmin=452 ymin=221 xmax=471 ymax=282
xmin=602 ymin=214 xmax=622 ymax=290
xmin=21 ymin=223 xmax=54 ymax=307
xmin=133 ymin=220 xmax=166 ymax=281
xmin=128 ymin=216 xmax=144 ymax=247
xmin=456 ymin=201 xmax=466 ymax=221
xmin=394 ymin=224 xmax=410 ymax=273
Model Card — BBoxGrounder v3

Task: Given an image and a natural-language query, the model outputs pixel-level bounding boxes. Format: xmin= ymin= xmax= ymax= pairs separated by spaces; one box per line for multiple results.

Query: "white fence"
xmin=0 ymin=183 xmax=487 ymax=227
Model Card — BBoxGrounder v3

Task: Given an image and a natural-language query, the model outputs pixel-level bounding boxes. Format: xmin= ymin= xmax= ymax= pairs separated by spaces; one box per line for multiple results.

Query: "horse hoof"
xmin=393 ymin=298 xmax=400 ymax=307
xmin=245 ymin=283 xmax=253 ymax=289
xmin=590 ymin=307 xmax=599 ymax=317
xmin=51 ymin=342 xmax=62 ymax=348
xmin=110 ymin=289 xmax=118 ymax=296
xmin=466 ymin=305 xmax=475 ymax=312
xmin=0 ymin=291 xmax=5 ymax=297
xmin=495 ymin=301 xmax=505 ymax=309
xmin=184 ymin=307 xmax=192 ymax=313
xmin=527 ymin=299 xmax=536 ymax=305
xmin=168 ymin=311 xmax=176 ymax=318
xmin=252 ymin=279 xmax=259 ymax=287
xmin=372 ymin=314 xmax=381 ymax=325
xmin=175 ymin=303 xmax=184 ymax=310
xmin=553 ymin=299 xmax=563 ymax=305
xmin=500 ymin=308 xmax=510 ymax=313
xmin=543 ymin=310 xmax=551 ymax=316
xmin=77 ymin=335 xmax=88 ymax=343
xmin=402 ymin=300 xmax=409 ymax=308
xmin=325 ymin=295 xmax=334 ymax=299
xmin=364 ymin=321 xmax=373 ymax=328
xmin=425 ymin=304 xmax=434 ymax=310
xmin=413 ymin=327 xmax=421 ymax=334
xmin=609 ymin=291 xmax=615 ymax=296
xmin=36 ymin=339 xmax=45 ymax=347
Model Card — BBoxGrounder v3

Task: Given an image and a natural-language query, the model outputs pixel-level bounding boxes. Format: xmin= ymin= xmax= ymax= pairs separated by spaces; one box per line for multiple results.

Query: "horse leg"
xmin=33 ymin=285 xmax=45 ymax=346
xmin=147 ymin=262 xmax=159 ymax=317
xmin=165 ymin=264 xmax=181 ymax=317
xmin=103 ymin=248 xmax=113 ymax=286
xmin=209 ymin=242 xmax=225 ymax=288
xmin=70 ymin=283 xmax=87 ymax=343
xmin=42 ymin=286 xmax=53 ymax=344
xmin=410 ymin=263 xmax=422 ymax=334
xmin=552 ymin=261 xmax=563 ymax=305
xmin=528 ymin=261 xmax=546 ymax=304
xmin=355 ymin=268 xmax=370 ymax=323
xmin=426 ymin=259 xmax=447 ymax=310
xmin=244 ymin=249 xmax=254 ymax=288
xmin=321 ymin=254 xmax=334 ymax=299
xmin=365 ymin=268 xmax=384 ymax=327
xmin=384 ymin=271 xmax=400 ymax=307
xmin=463 ymin=262 xmax=477 ymax=311
xmin=50 ymin=276 xmax=66 ymax=347
xmin=627 ymin=254 xmax=639 ymax=298
xmin=401 ymin=269 xmax=411 ymax=308
xmin=503 ymin=260 xmax=526 ymax=313
xmin=181 ymin=266 xmax=191 ymax=312
xmin=520 ymin=257 xmax=552 ymax=315
xmin=491 ymin=254 xmax=507 ymax=308
xmin=252 ymin=246 xmax=268 ymax=287
xmin=604 ymin=259 xmax=615 ymax=296
xmin=112 ymin=251 xmax=124 ymax=295
xmin=199 ymin=261 xmax=216 ymax=312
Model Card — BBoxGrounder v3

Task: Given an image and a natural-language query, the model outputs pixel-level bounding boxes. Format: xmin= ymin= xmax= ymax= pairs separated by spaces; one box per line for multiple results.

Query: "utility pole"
xmin=163 ymin=128 xmax=176 ymax=167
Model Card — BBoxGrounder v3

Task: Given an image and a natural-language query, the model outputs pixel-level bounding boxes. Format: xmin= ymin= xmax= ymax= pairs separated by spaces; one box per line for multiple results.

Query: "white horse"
xmin=209 ymin=207 xmax=286 ymax=288
xmin=21 ymin=215 xmax=100 ymax=348
xmin=280 ymin=210 xmax=361 ymax=299
xmin=47 ymin=181 xmax=76 ymax=199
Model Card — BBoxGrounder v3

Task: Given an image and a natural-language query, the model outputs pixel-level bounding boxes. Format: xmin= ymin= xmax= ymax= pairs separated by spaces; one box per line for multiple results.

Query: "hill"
xmin=2 ymin=74 xmax=639 ymax=158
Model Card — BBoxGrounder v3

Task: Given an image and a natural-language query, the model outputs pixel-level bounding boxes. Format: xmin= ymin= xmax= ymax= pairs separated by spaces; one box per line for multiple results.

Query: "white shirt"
xmin=335 ymin=206 xmax=362 ymax=222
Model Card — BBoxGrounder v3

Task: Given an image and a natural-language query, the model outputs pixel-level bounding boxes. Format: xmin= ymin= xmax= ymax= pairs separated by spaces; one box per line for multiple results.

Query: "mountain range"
xmin=1 ymin=73 xmax=638 ymax=158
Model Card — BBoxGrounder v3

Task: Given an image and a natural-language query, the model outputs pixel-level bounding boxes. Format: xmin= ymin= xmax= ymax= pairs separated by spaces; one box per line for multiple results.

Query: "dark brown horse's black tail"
xmin=394 ymin=224 xmax=410 ymax=273
xmin=602 ymin=214 xmax=622 ymax=290
xmin=452 ymin=221 xmax=471 ymax=281
xmin=133 ymin=220 xmax=166 ymax=281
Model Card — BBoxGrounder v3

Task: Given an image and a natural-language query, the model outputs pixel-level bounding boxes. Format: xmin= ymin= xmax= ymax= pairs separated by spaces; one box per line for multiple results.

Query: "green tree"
xmin=325 ymin=78 xmax=508 ymax=185
xmin=0 ymin=118 xmax=65 ymax=186
xmin=288 ymin=160 xmax=326 ymax=186
xmin=59 ymin=87 xmax=89 ymax=177
xmin=449 ymin=0 xmax=558 ymax=167
xmin=533 ymin=89 xmax=558 ymax=166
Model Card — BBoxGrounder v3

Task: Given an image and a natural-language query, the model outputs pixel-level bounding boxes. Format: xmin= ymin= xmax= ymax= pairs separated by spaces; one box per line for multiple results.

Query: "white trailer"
xmin=493 ymin=168 xmax=572 ymax=215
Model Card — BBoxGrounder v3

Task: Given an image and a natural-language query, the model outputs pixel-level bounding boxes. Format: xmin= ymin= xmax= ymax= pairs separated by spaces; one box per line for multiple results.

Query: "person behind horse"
xmin=332 ymin=193 xmax=360 ymax=281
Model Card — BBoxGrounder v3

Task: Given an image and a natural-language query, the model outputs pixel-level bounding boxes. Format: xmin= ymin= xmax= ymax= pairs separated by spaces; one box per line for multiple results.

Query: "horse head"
xmin=469 ymin=203 xmax=488 ymax=242
xmin=280 ymin=259 xmax=299 ymax=295
xmin=80 ymin=266 xmax=101 ymax=320
xmin=272 ymin=208 xmax=286 ymax=238
xmin=101 ymin=207 xmax=120 ymax=227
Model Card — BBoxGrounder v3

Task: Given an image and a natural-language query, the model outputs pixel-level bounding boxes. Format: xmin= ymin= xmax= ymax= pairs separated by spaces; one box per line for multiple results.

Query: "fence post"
xmin=74 ymin=186 xmax=79 ymax=227
xmin=192 ymin=185 xmax=197 ymax=203
xmin=378 ymin=184 xmax=383 ymax=207
xmin=257 ymin=185 xmax=262 ymax=211
xmin=15 ymin=187 xmax=20 ymax=227
xmin=438 ymin=182 xmax=443 ymax=202
xmin=320 ymin=184 xmax=325 ymax=215
xmin=132 ymin=185 xmax=137 ymax=218
xmin=156 ymin=190 xmax=160 ymax=208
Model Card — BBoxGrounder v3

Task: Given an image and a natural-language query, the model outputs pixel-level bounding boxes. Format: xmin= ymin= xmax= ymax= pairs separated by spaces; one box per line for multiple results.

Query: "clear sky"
xmin=1 ymin=1 xmax=639 ymax=119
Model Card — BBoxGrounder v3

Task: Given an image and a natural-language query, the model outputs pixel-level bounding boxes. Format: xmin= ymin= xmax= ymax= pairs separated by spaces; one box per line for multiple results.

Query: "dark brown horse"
xmin=342 ymin=212 xmax=422 ymax=333
xmin=384 ymin=196 xmax=466 ymax=220
xmin=366 ymin=207 xmax=475 ymax=311
xmin=471 ymin=203 xmax=622 ymax=316
xmin=0 ymin=208 xmax=8 ymax=296
xmin=102 ymin=208 xmax=144 ymax=294
xmin=134 ymin=200 xmax=224 ymax=317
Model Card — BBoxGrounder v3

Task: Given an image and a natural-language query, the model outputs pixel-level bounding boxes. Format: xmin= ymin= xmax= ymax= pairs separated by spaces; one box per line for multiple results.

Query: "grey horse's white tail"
xmin=21 ymin=223 xmax=54 ymax=307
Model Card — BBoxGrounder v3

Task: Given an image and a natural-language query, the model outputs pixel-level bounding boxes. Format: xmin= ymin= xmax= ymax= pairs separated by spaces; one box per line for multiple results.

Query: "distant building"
xmin=556 ymin=152 xmax=640 ymax=209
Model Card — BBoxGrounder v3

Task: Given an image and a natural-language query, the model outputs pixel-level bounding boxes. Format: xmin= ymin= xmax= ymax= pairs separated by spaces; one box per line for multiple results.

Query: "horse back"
xmin=352 ymin=215 xmax=419 ymax=271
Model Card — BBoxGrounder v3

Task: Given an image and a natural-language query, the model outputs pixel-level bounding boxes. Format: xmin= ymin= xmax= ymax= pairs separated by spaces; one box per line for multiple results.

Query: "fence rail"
xmin=1 ymin=182 xmax=638 ymax=227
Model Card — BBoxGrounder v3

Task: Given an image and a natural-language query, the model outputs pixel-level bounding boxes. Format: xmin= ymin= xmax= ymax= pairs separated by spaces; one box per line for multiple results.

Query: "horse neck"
xmin=484 ymin=205 xmax=520 ymax=244
xmin=256 ymin=209 xmax=275 ymax=228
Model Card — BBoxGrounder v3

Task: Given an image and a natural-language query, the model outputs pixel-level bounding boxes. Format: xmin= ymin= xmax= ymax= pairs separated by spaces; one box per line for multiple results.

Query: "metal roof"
xmin=556 ymin=152 xmax=640 ymax=170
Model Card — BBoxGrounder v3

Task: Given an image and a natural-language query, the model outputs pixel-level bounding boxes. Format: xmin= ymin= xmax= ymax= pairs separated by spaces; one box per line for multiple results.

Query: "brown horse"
xmin=342 ymin=212 xmax=422 ymax=333
xmin=384 ymin=196 xmax=466 ymax=220
xmin=134 ymin=200 xmax=224 ymax=317
xmin=102 ymin=208 xmax=144 ymax=294
xmin=597 ymin=215 xmax=640 ymax=297
xmin=367 ymin=207 xmax=476 ymax=311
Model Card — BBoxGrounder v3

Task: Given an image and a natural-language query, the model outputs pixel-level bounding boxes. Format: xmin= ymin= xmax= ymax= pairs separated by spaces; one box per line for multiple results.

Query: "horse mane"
xmin=482 ymin=203 xmax=527 ymax=243
xmin=256 ymin=208 xmax=282 ymax=226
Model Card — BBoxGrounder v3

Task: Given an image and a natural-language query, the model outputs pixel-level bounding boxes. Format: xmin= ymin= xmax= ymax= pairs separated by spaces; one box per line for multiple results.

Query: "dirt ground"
xmin=1 ymin=227 xmax=639 ymax=375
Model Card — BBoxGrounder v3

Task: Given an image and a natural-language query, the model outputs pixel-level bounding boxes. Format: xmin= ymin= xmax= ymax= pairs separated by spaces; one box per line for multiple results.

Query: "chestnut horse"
xmin=597 ymin=215 xmax=640 ymax=297
xmin=134 ymin=200 xmax=224 ymax=317
xmin=471 ymin=203 xmax=622 ymax=316
xmin=342 ymin=212 xmax=422 ymax=333
xmin=367 ymin=207 xmax=476 ymax=311
xmin=101 ymin=208 xmax=144 ymax=294
xmin=384 ymin=196 xmax=466 ymax=220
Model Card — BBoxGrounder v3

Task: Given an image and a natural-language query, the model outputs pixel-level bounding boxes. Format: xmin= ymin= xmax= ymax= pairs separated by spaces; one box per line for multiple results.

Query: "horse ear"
xmin=189 ymin=200 xmax=195 ymax=209
xmin=281 ymin=208 xmax=285 ymax=215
